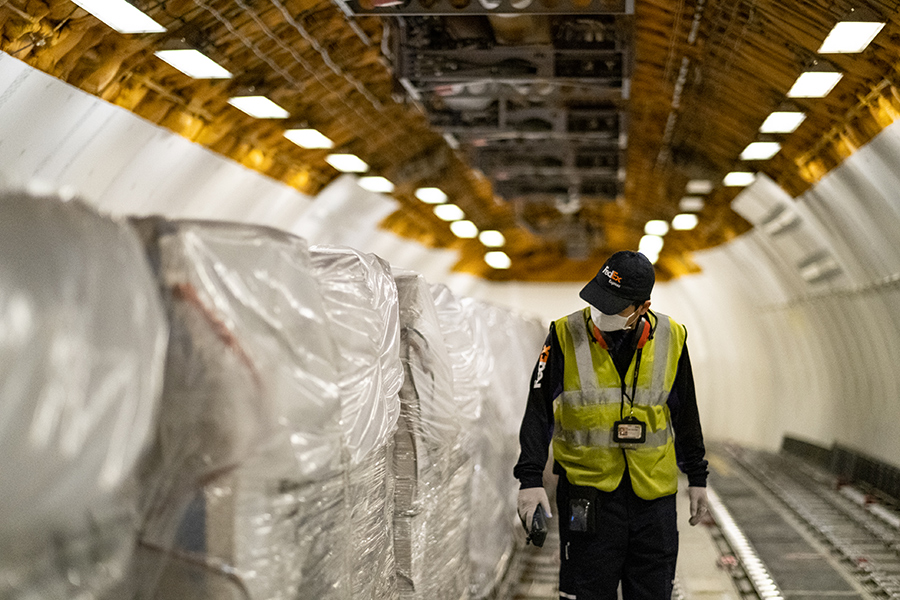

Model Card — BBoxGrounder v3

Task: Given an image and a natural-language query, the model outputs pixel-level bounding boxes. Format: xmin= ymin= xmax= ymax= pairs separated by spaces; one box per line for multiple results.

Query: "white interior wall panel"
xmin=656 ymin=124 xmax=900 ymax=465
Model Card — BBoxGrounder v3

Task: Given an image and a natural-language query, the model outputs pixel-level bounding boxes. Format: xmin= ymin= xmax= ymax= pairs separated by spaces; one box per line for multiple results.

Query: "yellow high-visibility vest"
xmin=552 ymin=307 xmax=686 ymax=500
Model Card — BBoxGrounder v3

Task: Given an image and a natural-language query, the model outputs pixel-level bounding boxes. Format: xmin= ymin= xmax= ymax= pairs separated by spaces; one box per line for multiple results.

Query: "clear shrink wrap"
xmin=392 ymin=271 xmax=471 ymax=600
xmin=0 ymin=192 xmax=167 ymax=599
xmin=132 ymin=219 xmax=347 ymax=600
xmin=460 ymin=299 xmax=547 ymax=598
xmin=310 ymin=245 xmax=403 ymax=600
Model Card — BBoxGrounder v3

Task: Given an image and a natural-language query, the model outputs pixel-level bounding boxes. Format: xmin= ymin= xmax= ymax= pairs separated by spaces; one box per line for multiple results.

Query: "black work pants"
xmin=556 ymin=472 xmax=678 ymax=600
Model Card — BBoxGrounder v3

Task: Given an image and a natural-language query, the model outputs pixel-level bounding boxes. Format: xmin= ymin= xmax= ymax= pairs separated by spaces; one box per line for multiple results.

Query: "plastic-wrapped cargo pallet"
xmin=461 ymin=298 xmax=548 ymax=596
xmin=393 ymin=270 xmax=472 ymax=600
xmin=309 ymin=245 xmax=403 ymax=600
xmin=0 ymin=192 xmax=167 ymax=599
xmin=429 ymin=285 xmax=494 ymax=597
xmin=132 ymin=219 xmax=348 ymax=600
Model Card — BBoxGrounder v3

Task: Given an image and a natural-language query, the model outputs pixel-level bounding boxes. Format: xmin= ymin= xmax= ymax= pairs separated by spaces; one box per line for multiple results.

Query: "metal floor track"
xmin=711 ymin=443 xmax=900 ymax=599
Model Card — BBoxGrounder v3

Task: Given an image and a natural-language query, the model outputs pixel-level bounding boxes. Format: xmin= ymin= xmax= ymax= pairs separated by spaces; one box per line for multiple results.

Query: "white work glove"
xmin=688 ymin=486 xmax=709 ymax=526
xmin=517 ymin=487 xmax=552 ymax=531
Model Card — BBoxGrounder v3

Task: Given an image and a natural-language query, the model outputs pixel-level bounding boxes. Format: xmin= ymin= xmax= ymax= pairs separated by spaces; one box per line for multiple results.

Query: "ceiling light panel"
xmin=724 ymin=172 xmax=757 ymax=187
xmin=760 ymin=112 xmax=806 ymax=133
xmin=740 ymin=142 xmax=782 ymax=160
xmin=325 ymin=153 xmax=369 ymax=173
xmin=479 ymin=230 xmax=506 ymax=247
xmin=644 ymin=220 xmax=670 ymax=236
xmin=358 ymin=176 xmax=394 ymax=193
xmin=639 ymin=234 xmax=664 ymax=255
xmin=672 ymin=214 xmax=699 ymax=230
xmin=433 ymin=203 xmax=465 ymax=221
xmin=484 ymin=251 xmax=511 ymax=269
xmin=679 ymin=197 xmax=705 ymax=212
xmin=818 ymin=21 xmax=884 ymax=54
xmin=284 ymin=129 xmax=333 ymax=149
xmin=227 ymin=96 xmax=289 ymax=119
xmin=154 ymin=49 xmax=232 ymax=79
xmin=686 ymin=180 xmax=713 ymax=194
xmin=450 ymin=220 xmax=479 ymax=238
xmin=72 ymin=0 xmax=166 ymax=33
xmin=787 ymin=71 xmax=843 ymax=98
xmin=415 ymin=187 xmax=447 ymax=204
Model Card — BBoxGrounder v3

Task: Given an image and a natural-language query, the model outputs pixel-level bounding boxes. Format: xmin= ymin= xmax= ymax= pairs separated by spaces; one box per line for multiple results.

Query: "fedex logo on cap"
xmin=602 ymin=265 xmax=622 ymax=288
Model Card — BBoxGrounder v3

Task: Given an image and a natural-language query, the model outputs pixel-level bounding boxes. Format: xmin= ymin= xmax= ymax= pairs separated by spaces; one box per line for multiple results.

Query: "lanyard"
xmin=621 ymin=346 xmax=643 ymax=420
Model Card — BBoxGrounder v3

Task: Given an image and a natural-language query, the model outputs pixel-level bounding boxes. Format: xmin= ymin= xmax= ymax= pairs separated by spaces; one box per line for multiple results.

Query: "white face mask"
xmin=590 ymin=305 xmax=637 ymax=332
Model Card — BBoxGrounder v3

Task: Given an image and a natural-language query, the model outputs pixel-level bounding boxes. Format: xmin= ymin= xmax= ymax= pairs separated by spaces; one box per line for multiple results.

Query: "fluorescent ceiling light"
xmin=724 ymin=171 xmax=756 ymax=186
xmin=760 ymin=111 xmax=806 ymax=133
xmin=71 ymin=0 xmax=165 ymax=33
xmin=787 ymin=71 xmax=842 ymax=98
xmin=740 ymin=141 xmax=782 ymax=160
xmin=434 ymin=203 xmax=465 ymax=222
xmin=154 ymin=49 xmax=231 ymax=79
xmin=641 ymin=250 xmax=660 ymax=265
xmin=679 ymin=196 xmax=705 ymax=212
xmin=325 ymin=153 xmax=369 ymax=173
xmin=818 ymin=21 xmax=884 ymax=54
xmin=685 ymin=180 xmax=713 ymax=194
xmin=479 ymin=230 xmax=506 ymax=247
xmin=639 ymin=234 xmax=664 ymax=255
xmin=284 ymin=129 xmax=333 ymax=149
xmin=415 ymin=187 xmax=447 ymax=204
xmin=450 ymin=220 xmax=479 ymax=238
xmin=672 ymin=213 xmax=699 ymax=230
xmin=358 ymin=176 xmax=394 ymax=193
xmin=644 ymin=220 xmax=669 ymax=236
xmin=227 ymin=96 xmax=289 ymax=119
xmin=484 ymin=251 xmax=511 ymax=269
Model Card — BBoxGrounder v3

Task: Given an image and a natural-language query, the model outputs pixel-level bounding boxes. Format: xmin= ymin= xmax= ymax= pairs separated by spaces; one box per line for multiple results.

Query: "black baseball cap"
xmin=579 ymin=250 xmax=655 ymax=314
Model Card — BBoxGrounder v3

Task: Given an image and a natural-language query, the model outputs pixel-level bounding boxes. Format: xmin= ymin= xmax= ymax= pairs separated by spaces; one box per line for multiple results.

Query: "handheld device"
xmin=526 ymin=505 xmax=548 ymax=547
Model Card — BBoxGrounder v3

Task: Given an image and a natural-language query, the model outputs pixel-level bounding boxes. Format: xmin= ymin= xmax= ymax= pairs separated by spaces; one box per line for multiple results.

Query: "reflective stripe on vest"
xmin=551 ymin=308 xmax=685 ymax=500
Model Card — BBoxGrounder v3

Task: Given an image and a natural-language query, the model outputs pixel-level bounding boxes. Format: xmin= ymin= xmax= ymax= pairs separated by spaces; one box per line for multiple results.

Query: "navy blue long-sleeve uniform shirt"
xmin=513 ymin=312 xmax=709 ymax=490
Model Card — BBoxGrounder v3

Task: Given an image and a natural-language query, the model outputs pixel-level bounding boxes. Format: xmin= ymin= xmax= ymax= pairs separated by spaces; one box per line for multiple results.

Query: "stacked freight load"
xmin=393 ymin=271 xmax=472 ymax=600
xmin=462 ymin=298 xmax=548 ymax=597
xmin=0 ymin=193 xmax=167 ymax=599
xmin=133 ymin=219 xmax=348 ymax=600
xmin=310 ymin=245 xmax=403 ymax=600
xmin=0 ymin=194 xmax=547 ymax=600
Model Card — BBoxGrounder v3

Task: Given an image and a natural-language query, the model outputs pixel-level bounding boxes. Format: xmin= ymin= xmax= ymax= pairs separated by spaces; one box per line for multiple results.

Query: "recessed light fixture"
xmin=740 ymin=141 xmax=782 ymax=160
xmin=484 ymin=251 xmax=511 ymax=269
xmin=724 ymin=171 xmax=757 ymax=187
xmin=641 ymin=250 xmax=660 ymax=265
xmin=450 ymin=220 xmax=479 ymax=238
xmin=433 ymin=203 xmax=465 ymax=222
xmin=679 ymin=196 xmax=705 ymax=212
xmin=818 ymin=16 xmax=884 ymax=54
xmin=284 ymin=129 xmax=333 ymax=149
xmin=154 ymin=49 xmax=231 ymax=79
xmin=325 ymin=153 xmax=369 ymax=173
xmin=71 ymin=0 xmax=166 ymax=34
xmin=639 ymin=234 xmax=664 ymax=255
xmin=685 ymin=180 xmax=713 ymax=194
xmin=672 ymin=213 xmax=699 ymax=230
xmin=479 ymin=230 xmax=506 ymax=247
xmin=227 ymin=96 xmax=289 ymax=119
xmin=357 ymin=176 xmax=394 ymax=193
xmin=414 ymin=187 xmax=447 ymax=204
xmin=760 ymin=111 xmax=806 ymax=133
xmin=644 ymin=220 xmax=670 ymax=236
xmin=787 ymin=71 xmax=842 ymax=98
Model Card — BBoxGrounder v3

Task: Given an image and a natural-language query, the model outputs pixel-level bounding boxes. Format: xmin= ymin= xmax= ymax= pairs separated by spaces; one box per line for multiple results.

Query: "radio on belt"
xmin=613 ymin=415 xmax=646 ymax=444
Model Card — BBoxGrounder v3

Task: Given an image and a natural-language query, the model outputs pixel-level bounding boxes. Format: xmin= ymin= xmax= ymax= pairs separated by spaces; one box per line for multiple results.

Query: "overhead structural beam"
xmin=344 ymin=0 xmax=633 ymax=16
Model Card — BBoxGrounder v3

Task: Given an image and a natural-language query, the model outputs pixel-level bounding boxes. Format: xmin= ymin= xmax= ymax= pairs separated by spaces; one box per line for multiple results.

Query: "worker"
xmin=513 ymin=250 xmax=709 ymax=600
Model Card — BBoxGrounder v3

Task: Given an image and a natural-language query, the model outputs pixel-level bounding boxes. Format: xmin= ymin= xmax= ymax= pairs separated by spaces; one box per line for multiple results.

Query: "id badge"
xmin=613 ymin=416 xmax=647 ymax=444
